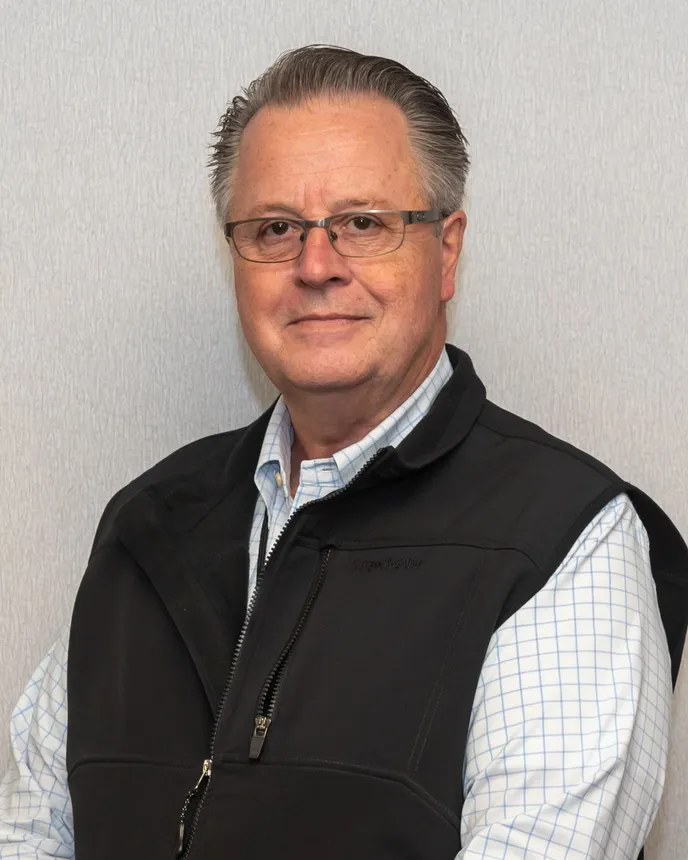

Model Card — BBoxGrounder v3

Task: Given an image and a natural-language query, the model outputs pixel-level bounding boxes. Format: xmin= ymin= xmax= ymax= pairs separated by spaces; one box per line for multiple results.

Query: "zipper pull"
xmin=175 ymin=759 xmax=212 ymax=857
xmin=194 ymin=758 xmax=212 ymax=789
xmin=249 ymin=715 xmax=272 ymax=760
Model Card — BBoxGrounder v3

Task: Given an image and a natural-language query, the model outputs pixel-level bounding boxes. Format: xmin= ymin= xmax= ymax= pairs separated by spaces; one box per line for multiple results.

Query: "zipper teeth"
xmin=256 ymin=548 xmax=331 ymax=719
xmin=252 ymin=450 xmax=384 ymax=719
xmin=267 ymin=549 xmax=331 ymax=717
xmin=179 ymin=515 xmax=271 ymax=859
xmin=207 ymin=513 xmax=270 ymax=753
xmin=180 ymin=448 xmax=385 ymax=858
xmin=238 ymin=447 xmax=383 ymax=726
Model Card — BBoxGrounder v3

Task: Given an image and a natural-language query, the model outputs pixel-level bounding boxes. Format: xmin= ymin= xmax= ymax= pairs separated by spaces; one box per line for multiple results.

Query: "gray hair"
xmin=208 ymin=44 xmax=470 ymax=223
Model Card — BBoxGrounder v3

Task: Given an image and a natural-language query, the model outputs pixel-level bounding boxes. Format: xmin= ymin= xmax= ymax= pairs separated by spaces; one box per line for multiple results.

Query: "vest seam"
xmin=408 ymin=558 xmax=486 ymax=774
xmin=312 ymin=539 xmax=545 ymax=571
xmin=88 ymin=532 xmax=126 ymax=562
xmin=493 ymin=485 xmax=631 ymax=632
xmin=244 ymin=757 xmax=461 ymax=832
xmin=477 ymin=413 xmax=619 ymax=482
xmin=654 ymin=568 xmax=687 ymax=586
xmin=92 ymin=533 xmax=548 ymax=590
xmin=67 ymin=755 xmax=201 ymax=780
xmin=546 ymin=484 xmax=632 ymax=579
xmin=68 ymin=755 xmax=461 ymax=833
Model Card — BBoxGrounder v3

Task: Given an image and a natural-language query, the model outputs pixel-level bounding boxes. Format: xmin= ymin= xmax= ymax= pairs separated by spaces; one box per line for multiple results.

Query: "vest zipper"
xmin=175 ymin=448 xmax=385 ymax=858
xmin=249 ymin=548 xmax=331 ymax=760
xmin=174 ymin=513 xmax=270 ymax=859
xmin=175 ymin=758 xmax=211 ymax=856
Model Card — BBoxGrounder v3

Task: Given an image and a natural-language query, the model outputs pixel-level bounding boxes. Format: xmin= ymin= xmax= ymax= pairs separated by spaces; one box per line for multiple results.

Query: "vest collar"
xmin=381 ymin=344 xmax=486 ymax=474
xmin=120 ymin=343 xmax=486 ymax=535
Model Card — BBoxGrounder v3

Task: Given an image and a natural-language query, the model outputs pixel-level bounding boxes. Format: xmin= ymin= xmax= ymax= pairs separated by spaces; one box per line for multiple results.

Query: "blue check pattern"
xmin=0 ymin=349 xmax=672 ymax=858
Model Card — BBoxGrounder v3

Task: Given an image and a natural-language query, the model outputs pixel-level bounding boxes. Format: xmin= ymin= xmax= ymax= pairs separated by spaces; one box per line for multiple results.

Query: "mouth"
xmin=291 ymin=315 xmax=365 ymax=324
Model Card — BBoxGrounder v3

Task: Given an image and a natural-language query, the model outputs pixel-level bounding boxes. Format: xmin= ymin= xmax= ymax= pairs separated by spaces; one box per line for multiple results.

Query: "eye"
xmin=262 ymin=220 xmax=293 ymax=237
xmin=348 ymin=215 xmax=379 ymax=232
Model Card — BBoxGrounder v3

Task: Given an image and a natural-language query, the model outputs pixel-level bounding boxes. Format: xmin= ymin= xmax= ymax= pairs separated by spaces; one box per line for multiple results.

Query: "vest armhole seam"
xmin=477 ymin=412 xmax=621 ymax=484
xmin=546 ymin=483 xmax=632 ymax=581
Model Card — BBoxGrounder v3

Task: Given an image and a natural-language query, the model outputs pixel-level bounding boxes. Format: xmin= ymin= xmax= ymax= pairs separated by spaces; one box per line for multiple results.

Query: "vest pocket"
xmin=187 ymin=760 xmax=461 ymax=860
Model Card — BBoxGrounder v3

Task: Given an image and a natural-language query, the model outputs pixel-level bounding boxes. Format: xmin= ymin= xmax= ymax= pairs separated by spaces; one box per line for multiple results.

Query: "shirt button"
xmin=274 ymin=470 xmax=283 ymax=488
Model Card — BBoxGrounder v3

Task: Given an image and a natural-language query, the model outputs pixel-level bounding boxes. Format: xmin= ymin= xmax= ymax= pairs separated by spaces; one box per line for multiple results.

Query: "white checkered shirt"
xmin=0 ymin=348 xmax=672 ymax=858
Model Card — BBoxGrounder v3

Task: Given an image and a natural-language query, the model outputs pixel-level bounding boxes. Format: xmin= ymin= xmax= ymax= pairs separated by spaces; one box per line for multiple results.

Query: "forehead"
xmin=231 ymin=94 xmax=425 ymax=216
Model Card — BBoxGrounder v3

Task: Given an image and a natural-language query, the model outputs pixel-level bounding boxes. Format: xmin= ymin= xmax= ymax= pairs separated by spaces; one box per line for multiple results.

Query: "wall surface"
xmin=1 ymin=0 xmax=686 ymax=856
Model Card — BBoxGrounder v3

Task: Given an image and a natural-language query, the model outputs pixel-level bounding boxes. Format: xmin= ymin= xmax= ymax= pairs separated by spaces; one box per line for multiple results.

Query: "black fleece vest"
xmin=66 ymin=346 xmax=688 ymax=860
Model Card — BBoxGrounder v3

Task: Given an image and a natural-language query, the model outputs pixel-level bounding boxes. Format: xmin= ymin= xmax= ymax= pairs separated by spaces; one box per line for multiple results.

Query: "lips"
xmin=292 ymin=315 xmax=363 ymax=323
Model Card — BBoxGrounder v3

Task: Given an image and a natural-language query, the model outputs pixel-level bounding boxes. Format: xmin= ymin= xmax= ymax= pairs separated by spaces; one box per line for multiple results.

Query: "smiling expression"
xmin=228 ymin=94 xmax=466 ymax=400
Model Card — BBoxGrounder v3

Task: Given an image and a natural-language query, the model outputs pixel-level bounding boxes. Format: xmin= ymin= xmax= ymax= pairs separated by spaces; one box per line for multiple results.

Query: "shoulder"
xmin=88 ymin=425 xmax=250 ymax=555
xmin=477 ymin=399 xmax=621 ymax=485
xmin=460 ymin=400 xmax=630 ymax=572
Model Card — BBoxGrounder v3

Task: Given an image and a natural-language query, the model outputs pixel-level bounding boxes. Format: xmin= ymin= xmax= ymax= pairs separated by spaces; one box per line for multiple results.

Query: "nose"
xmin=295 ymin=225 xmax=351 ymax=289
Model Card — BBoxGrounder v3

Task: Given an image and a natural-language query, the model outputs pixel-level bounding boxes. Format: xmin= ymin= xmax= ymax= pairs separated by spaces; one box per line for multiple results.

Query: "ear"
xmin=440 ymin=210 xmax=467 ymax=303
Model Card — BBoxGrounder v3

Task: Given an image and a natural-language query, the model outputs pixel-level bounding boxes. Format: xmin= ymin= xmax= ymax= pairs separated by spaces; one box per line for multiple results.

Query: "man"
xmin=1 ymin=44 xmax=687 ymax=860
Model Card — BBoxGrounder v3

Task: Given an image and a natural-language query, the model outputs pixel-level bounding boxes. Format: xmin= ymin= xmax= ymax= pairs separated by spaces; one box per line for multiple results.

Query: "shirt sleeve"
xmin=0 ymin=627 xmax=74 ymax=858
xmin=458 ymin=493 xmax=672 ymax=860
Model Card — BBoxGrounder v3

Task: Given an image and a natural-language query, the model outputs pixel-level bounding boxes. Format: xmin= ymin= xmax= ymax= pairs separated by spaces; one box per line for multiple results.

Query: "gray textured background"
xmin=1 ymin=1 xmax=686 ymax=855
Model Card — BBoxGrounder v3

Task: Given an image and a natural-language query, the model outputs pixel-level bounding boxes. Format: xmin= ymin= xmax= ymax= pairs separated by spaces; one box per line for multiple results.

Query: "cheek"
xmin=358 ymin=256 xmax=439 ymax=322
xmin=401 ymin=250 xmax=444 ymax=318
xmin=354 ymin=254 xmax=412 ymax=302
xmin=233 ymin=269 xmax=281 ymax=327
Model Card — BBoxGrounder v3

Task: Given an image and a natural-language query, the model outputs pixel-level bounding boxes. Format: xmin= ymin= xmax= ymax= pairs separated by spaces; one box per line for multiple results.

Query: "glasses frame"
xmin=223 ymin=208 xmax=451 ymax=263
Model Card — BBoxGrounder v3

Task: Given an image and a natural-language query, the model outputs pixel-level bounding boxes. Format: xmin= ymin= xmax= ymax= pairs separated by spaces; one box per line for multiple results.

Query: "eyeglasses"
xmin=223 ymin=209 xmax=450 ymax=263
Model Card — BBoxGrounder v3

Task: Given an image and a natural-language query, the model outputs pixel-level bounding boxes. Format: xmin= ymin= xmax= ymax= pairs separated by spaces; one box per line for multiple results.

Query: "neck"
xmin=285 ymin=342 xmax=445 ymax=497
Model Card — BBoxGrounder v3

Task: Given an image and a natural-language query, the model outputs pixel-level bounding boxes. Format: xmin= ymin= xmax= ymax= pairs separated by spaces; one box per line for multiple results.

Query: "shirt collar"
xmin=254 ymin=347 xmax=453 ymax=502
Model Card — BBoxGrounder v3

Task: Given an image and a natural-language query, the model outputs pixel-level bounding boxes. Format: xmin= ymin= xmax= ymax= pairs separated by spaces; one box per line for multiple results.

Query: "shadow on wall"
xmin=238 ymin=329 xmax=278 ymax=412
xmin=212 ymin=218 xmax=278 ymax=412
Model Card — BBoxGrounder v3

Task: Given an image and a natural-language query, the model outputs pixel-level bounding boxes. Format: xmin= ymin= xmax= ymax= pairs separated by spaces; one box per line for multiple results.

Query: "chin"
xmin=281 ymin=355 xmax=373 ymax=393
xmin=252 ymin=332 xmax=379 ymax=394
xmin=288 ymin=370 xmax=368 ymax=393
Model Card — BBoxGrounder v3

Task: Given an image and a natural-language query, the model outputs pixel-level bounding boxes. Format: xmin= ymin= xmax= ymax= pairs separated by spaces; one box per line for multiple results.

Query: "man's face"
xmin=229 ymin=94 xmax=466 ymax=398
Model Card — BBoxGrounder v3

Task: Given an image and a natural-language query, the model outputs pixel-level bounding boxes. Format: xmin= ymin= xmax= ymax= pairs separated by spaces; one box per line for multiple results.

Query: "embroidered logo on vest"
xmin=352 ymin=557 xmax=423 ymax=572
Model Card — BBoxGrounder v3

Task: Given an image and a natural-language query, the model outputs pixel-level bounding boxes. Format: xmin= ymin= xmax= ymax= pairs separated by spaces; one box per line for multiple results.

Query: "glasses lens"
xmin=232 ymin=219 xmax=303 ymax=262
xmin=330 ymin=211 xmax=405 ymax=257
xmin=230 ymin=212 xmax=407 ymax=261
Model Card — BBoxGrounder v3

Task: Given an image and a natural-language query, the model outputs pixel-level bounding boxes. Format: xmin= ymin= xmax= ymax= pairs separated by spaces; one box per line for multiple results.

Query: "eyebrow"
xmin=245 ymin=197 xmax=394 ymax=218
